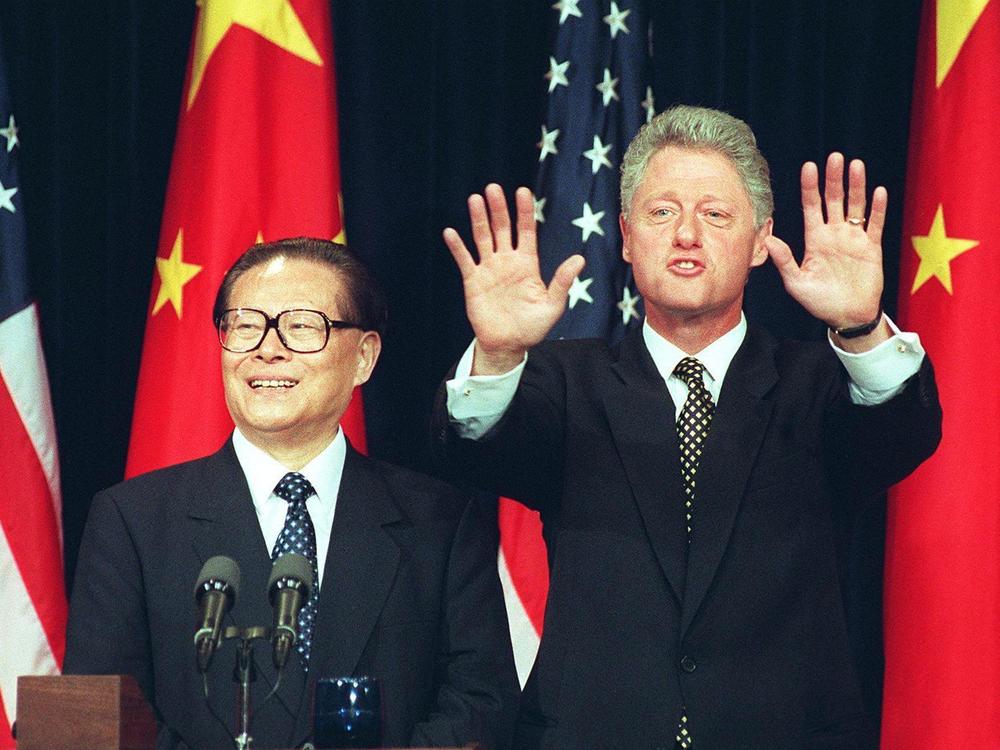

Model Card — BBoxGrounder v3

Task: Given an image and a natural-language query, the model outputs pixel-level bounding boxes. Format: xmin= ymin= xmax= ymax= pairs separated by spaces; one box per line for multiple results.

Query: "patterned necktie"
xmin=674 ymin=357 xmax=715 ymax=541
xmin=672 ymin=357 xmax=716 ymax=749
xmin=271 ymin=472 xmax=320 ymax=670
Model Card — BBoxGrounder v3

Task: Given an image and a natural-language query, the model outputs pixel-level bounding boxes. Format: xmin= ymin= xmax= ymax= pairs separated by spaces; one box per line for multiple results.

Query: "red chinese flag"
xmin=883 ymin=1 xmax=1000 ymax=746
xmin=127 ymin=0 xmax=364 ymax=478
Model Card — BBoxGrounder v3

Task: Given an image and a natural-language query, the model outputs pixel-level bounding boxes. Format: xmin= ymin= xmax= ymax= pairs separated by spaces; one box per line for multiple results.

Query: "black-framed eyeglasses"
xmin=217 ymin=308 xmax=362 ymax=354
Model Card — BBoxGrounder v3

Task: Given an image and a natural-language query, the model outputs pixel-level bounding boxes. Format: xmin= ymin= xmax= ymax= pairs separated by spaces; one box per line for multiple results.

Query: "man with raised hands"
xmin=434 ymin=105 xmax=940 ymax=750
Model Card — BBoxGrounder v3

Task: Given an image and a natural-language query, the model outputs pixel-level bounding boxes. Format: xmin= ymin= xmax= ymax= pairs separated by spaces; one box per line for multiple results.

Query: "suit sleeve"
xmin=409 ymin=494 xmax=520 ymax=750
xmin=432 ymin=344 xmax=569 ymax=511
xmin=64 ymin=489 xmax=156 ymax=706
xmin=825 ymin=355 xmax=943 ymax=499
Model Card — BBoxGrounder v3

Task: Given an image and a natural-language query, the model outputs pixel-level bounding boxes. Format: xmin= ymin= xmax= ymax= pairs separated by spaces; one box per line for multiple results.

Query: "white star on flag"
xmin=567 ymin=275 xmax=594 ymax=308
xmin=533 ymin=196 xmax=547 ymax=223
xmin=596 ymin=68 xmax=620 ymax=107
xmin=617 ymin=286 xmax=640 ymax=324
xmin=583 ymin=134 xmax=613 ymax=174
xmin=571 ymin=201 xmax=606 ymax=242
xmin=537 ymin=124 xmax=560 ymax=162
xmin=642 ymin=86 xmax=656 ymax=123
xmin=552 ymin=0 xmax=583 ymax=25
xmin=603 ymin=2 xmax=631 ymax=39
xmin=0 ymin=114 xmax=18 ymax=152
xmin=546 ymin=57 xmax=570 ymax=92
xmin=0 ymin=179 xmax=17 ymax=213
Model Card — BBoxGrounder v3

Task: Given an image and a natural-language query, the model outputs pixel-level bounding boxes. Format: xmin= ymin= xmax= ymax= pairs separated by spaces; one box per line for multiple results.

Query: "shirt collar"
xmin=641 ymin=313 xmax=748 ymax=388
xmin=232 ymin=427 xmax=347 ymax=509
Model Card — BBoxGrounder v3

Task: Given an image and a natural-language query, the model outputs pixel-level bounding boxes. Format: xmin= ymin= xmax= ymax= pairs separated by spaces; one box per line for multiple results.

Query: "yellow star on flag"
xmin=187 ymin=0 xmax=323 ymax=109
xmin=153 ymin=229 xmax=203 ymax=318
xmin=936 ymin=0 xmax=990 ymax=87
xmin=910 ymin=204 xmax=979 ymax=295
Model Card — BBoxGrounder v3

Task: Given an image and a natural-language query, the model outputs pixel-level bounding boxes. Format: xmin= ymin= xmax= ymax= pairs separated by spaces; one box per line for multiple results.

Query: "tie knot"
xmin=673 ymin=357 xmax=706 ymax=388
xmin=274 ymin=472 xmax=316 ymax=505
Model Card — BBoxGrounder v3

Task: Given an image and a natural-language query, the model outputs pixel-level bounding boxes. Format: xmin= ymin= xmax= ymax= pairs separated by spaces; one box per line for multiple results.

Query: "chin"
xmin=236 ymin=410 xmax=300 ymax=436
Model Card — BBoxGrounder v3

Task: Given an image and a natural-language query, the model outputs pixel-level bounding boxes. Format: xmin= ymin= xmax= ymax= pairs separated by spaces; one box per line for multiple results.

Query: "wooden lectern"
xmin=16 ymin=674 xmax=156 ymax=750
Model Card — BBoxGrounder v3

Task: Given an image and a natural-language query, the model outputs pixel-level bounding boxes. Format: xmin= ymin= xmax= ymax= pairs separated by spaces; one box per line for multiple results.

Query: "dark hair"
xmin=212 ymin=237 xmax=388 ymax=336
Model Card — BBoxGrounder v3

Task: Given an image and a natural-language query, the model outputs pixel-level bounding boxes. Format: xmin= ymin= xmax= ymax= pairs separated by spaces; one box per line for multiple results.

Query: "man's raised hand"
xmin=764 ymin=153 xmax=889 ymax=345
xmin=443 ymin=184 xmax=584 ymax=374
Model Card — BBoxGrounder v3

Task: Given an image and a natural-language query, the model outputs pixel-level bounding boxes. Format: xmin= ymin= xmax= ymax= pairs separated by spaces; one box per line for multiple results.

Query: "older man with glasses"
xmin=65 ymin=237 xmax=518 ymax=750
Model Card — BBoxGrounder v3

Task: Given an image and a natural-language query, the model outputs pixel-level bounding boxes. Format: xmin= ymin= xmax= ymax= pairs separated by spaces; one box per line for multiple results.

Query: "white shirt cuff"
xmin=445 ymin=340 xmax=527 ymax=439
xmin=830 ymin=315 xmax=926 ymax=405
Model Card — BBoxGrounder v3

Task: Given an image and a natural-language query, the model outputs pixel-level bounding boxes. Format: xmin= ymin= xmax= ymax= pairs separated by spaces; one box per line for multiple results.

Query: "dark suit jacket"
xmin=65 ymin=440 xmax=518 ymax=749
xmin=433 ymin=324 xmax=941 ymax=750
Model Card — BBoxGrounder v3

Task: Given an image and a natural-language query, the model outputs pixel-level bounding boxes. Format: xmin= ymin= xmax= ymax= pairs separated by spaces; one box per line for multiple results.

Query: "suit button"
xmin=680 ymin=656 xmax=697 ymax=673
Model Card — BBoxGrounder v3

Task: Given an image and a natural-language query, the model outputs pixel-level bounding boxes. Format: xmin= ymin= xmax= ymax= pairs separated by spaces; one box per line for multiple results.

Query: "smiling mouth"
xmin=249 ymin=379 xmax=299 ymax=389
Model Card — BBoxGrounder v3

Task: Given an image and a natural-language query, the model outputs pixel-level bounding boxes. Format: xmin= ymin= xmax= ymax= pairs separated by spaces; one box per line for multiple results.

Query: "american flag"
xmin=497 ymin=0 xmax=652 ymax=684
xmin=0 ymin=37 xmax=66 ymax=747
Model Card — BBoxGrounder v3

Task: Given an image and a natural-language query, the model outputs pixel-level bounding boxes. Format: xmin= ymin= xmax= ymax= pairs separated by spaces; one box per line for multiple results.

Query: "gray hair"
xmin=620 ymin=104 xmax=774 ymax=228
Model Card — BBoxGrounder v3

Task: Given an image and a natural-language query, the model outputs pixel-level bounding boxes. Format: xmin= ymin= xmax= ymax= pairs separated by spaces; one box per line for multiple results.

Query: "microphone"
xmin=193 ymin=555 xmax=240 ymax=674
xmin=268 ymin=553 xmax=313 ymax=671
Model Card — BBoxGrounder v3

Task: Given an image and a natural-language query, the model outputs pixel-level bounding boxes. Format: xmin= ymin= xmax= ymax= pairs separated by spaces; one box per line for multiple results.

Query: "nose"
xmin=255 ymin=326 xmax=290 ymax=360
xmin=672 ymin=212 xmax=701 ymax=249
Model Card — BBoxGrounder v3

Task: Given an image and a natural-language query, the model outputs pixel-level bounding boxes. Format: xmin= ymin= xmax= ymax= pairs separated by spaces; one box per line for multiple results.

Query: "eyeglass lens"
xmin=219 ymin=309 xmax=329 ymax=353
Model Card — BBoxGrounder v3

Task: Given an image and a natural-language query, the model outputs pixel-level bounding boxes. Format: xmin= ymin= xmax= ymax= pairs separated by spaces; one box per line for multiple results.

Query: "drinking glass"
xmin=312 ymin=676 xmax=382 ymax=748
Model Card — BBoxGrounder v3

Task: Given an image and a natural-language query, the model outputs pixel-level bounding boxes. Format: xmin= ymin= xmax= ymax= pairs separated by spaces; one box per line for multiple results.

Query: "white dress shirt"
xmin=446 ymin=313 xmax=926 ymax=438
xmin=231 ymin=427 xmax=347 ymax=587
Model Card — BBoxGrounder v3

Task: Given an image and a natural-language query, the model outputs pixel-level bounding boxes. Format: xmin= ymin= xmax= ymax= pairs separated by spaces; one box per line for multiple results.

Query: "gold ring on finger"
xmin=847 ymin=216 xmax=866 ymax=226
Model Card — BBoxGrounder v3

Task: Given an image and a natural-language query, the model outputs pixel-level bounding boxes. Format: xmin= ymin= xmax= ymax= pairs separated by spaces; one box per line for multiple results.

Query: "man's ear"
xmin=750 ymin=217 xmax=773 ymax=268
xmin=353 ymin=331 xmax=382 ymax=387
xmin=620 ymin=213 xmax=633 ymax=264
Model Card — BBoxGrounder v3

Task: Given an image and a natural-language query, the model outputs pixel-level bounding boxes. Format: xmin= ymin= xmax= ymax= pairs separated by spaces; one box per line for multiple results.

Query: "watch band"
xmin=832 ymin=307 xmax=883 ymax=339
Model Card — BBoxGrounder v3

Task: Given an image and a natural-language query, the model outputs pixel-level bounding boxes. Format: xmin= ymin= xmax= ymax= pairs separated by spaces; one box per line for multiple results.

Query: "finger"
xmin=800 ymin=161 xmax=822 ymax=233
xmin=443 ymin=227 xmax=477 ymax=279
xmin=764 ymin=235 xmax=800 ymax=283
xmin=866 ymin=186 xmax=888 ymax=246
xmin=846 ymin=159 xmax=867 ymax=224
xmin=823 ymin=152 xmax=846 ymax=223
xmin=484 ymin=183 xmax=514 ymax=251
xmin=548 ymin=254 xmax=586 ymax=303
xmin=468 ymin=193 xmax=496 ymax=255
xmin=514 ymin=186 xmax=538 ymax=254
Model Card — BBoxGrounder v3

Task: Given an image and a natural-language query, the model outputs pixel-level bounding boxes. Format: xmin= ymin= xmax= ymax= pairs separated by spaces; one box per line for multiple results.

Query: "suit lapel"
xmin=604 ymin=329 xmax=689 ymax=605
xmin=680 ymin=326 xmax=778 ymax=635
xmin=185 ymin=441 xmax=306 ymax=722
xmin=293 ymin=446 xmax=404 ymax=738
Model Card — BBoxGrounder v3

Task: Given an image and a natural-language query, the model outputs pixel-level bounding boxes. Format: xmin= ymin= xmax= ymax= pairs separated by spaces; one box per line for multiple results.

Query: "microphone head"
xmin=268 ymin=553 xmax=313 ymax=603
xmin=194 ymin=555 xmax=241 ymax=604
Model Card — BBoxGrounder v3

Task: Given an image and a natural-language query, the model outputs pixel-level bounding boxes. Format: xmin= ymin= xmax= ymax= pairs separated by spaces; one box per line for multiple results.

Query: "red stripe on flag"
xmin=0 ymin=376 xmax=66 ymax=664
xmin=498 ymin=497 xmax=548 ymax=634
xmin=0 ymin=690 xmax=12 ymax=750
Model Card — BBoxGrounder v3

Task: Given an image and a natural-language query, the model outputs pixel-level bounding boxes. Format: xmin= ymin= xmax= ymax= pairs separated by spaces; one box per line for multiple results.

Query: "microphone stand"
xmin=223 ymin=625 xmax=270 ymax=750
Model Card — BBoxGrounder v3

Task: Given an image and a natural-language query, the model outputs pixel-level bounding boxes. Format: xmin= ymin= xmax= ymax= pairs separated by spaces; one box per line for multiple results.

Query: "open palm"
xmin=444 ymin=184 xmax=584 ymax=368
xmin=765 ymin=153 xmax=887 ymax=328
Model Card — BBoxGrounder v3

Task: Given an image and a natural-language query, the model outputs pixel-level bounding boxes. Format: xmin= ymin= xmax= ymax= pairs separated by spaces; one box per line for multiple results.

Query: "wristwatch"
xmin=832 ymin=307 xmax=883 ymax=339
